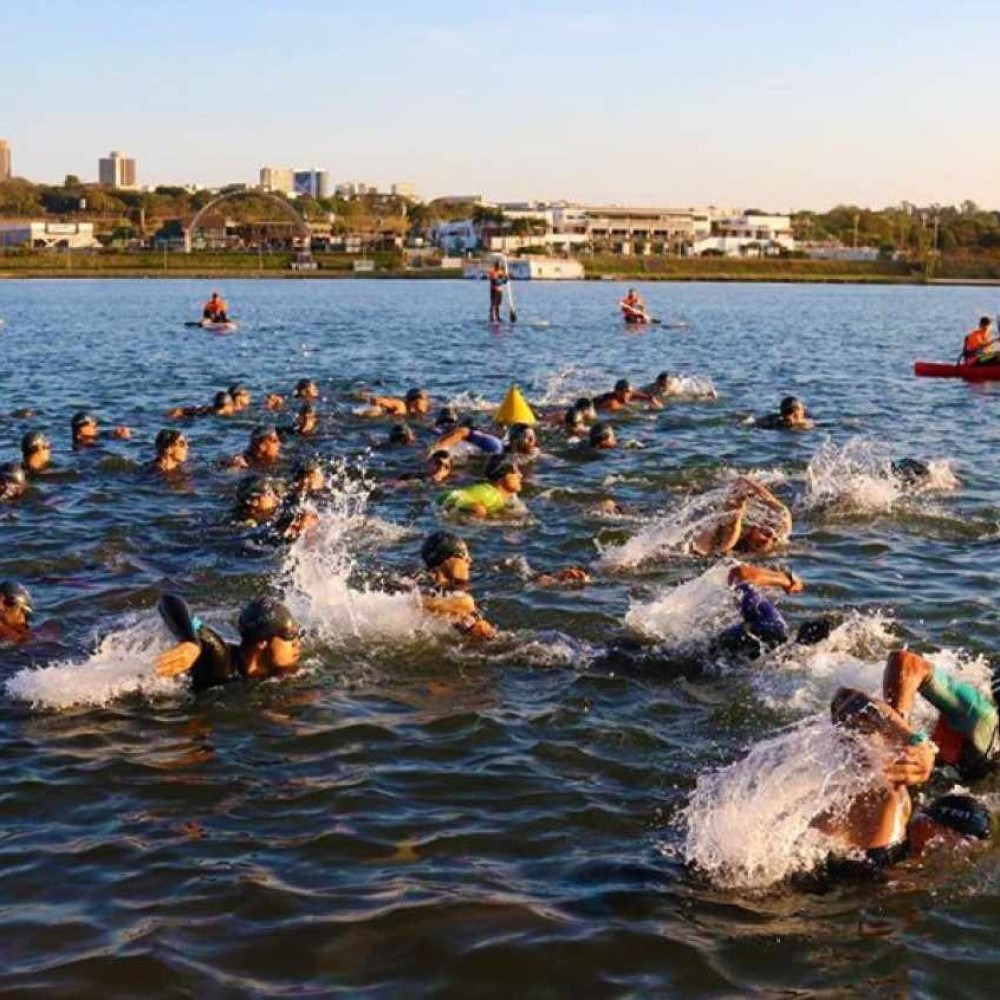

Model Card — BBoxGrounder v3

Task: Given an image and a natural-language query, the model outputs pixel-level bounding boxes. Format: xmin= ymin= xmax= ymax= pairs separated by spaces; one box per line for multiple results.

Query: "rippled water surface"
xmin=2 ymin=278 xmax=1000 ymax=997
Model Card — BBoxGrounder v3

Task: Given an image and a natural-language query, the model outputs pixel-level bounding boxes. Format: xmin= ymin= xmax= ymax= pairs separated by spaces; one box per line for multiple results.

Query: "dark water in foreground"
xmin=1 ymin=278 xmax=999 ymax=998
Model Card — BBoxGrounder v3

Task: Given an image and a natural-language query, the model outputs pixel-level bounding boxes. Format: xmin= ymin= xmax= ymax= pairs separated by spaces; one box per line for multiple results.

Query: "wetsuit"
xmin=716 ymin=583 xmax=789 ymax=659
xmin=158 ymin=594 xmax=246 ymax=691
xmin=465 ymin=429 xmax=504 ymax=455
xmin=921 ymin=667 xmax=998 ymax=781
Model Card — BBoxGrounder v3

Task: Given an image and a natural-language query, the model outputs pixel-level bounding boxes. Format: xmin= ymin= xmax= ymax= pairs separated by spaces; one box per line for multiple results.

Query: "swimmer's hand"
xmin=458 ymin=614 xmax=497 ymax=640
xmin=783 ymin=571 xmax=804 ymax=594
xmin=884 ymin=742 xmax=937 ymax=786
xmin=156 ymin=640 xmax=201 ymax=677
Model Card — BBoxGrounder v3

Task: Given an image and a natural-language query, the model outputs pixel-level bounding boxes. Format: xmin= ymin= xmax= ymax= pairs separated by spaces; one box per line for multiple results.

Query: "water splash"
xmin=5 ymin=618 xmax=182 ymax=709
xmin=624 ymin=561 xmax=737 ymax=644
xmin=682 ymin=717 xmax=878 ymax=889
xmin=280 ymin=459 xmax=446 ymax=645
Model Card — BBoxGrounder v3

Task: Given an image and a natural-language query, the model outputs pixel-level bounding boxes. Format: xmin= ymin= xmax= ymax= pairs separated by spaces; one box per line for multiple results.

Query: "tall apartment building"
xmin=98 ymin=150 xmax=137 ymax=189
xmin=260 ymin=165 xmax=295 ymax=194
xmin=0 ymin=139 xmax=10 ymax=180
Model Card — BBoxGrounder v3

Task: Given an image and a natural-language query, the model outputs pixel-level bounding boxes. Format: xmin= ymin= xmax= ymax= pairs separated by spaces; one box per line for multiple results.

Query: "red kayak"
xmin=915 ymin=360 xmax=1000 ymax=381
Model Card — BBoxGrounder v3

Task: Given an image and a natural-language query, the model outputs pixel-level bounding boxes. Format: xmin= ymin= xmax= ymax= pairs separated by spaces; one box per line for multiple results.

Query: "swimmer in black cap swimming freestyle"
xmin=756 ymin=395 xmax=813 ymax=430
xmin=0 ymin=581 xmax=33 ymax=644
xmin=594 ymin=379 xmax=662 ymax=413
xmin=20 ymin=431 xmax=52 ymax=475
xmin=71 ymin=410 xmax=132 ymax=448
xmin=418 ymin=531 xmax=497 ymax=639
xmin=155 ymin=593 xmax=302 ymax=691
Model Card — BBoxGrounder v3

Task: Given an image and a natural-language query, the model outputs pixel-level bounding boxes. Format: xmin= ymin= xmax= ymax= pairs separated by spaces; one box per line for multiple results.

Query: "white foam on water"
xmin=5 ymin=618 xmax=183 ymax=709
xmin=682 ymin=717 xmax=880 ymax=889
xmin=535 ymin=366 xmax=608 ymax=407
xmin=624 ymin=561 xmax=737 ymax=644
xmin=804 ymin=437 xmax=901 ymax=513
xmin=660 ymin=374 xmax=718 ymax=399
xmin=446 ymin=390 xmax=494 ymax=413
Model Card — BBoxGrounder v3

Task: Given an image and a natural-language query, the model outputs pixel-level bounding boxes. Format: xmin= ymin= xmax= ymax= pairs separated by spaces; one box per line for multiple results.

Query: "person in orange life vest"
xmin=620 ymin=288 xmax=648 ymax=324
xmin=202 ymin=291 xmax=229 ymax=323
xmin=961 ymin=316 xmax=999 ymax=365
xmin=488 ymin=263 xmax=507 ymax=323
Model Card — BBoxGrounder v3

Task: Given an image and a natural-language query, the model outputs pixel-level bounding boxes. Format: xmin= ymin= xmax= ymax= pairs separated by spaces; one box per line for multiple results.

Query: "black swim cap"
xmin=575 ymin=397 xmax=595 ymax=412
xmin=796 ymin=617 xmax=835 ymax=646
xmin=388 ymin=423 xmax=415 ymax=445
xmin=429 ymin=449 xmax=451 ymax=466
xmin=614 ymin=379 xmax=631 ymax=394
xmin=0 ymin=581 xmax=32 ymax=617
xmin=228 ymin=383 xmax=248 ymax=397
xmin=589 ymin=422 xmax=615 ymax=447
xmin=485 ymin=453 xmax=519 ymax=483
xmin=155 ymin=428 xmax=184 ymax=454
xmin=655 ymin=371 xmax=672 ymax=385
xmin=238 ymin=596 xmax=300 ymax=644
xmin=421 ymin=530 xmax=469 ymax=568
xmin=213 ymin=391 xmax=232 ymax=410
xmin=295 ymin=378 xmax=318 ymax=394
xmin=564 ymin=406 xmax=585 ymax=428
xmin=71 ymin=410 xmax=96 ymax=430
xmin=780 ymin=396 xmax=803 ymax=417
xmin=21 ymin=430 xmax=50 ymax=454
xmin=405 ymin=387 xmax=428 ymax=404
xmin=236 ymin=474 xmax=279 ymax=504
xmin=436 ymin=405 xmax=458 ymax=427
xmin=892 ymin=458 xmax=930 ymax=487
xmin=925 ymin=794 xmax=992 ymax=840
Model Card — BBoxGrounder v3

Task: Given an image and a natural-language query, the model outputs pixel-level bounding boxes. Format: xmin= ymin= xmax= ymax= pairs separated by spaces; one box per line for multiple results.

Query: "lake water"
xmin=1 ymin=278 xmax=998 ymax=997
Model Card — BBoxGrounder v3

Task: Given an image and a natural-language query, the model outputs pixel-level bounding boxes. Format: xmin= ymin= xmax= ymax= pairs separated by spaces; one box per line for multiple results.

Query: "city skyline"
xmin=2 ymin=1 xmax=999 ymax=210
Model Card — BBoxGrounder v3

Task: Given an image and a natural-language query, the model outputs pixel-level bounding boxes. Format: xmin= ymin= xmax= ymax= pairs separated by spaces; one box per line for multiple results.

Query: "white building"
xmin=0 ymin=220 xmax=100 ymax=249
xmin=693 ymin=212 xmax=794 ymax=256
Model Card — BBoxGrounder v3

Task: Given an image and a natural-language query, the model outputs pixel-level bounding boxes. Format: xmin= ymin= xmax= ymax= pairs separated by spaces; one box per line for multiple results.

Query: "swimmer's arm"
xmin=534 ymin=566 xmax=591 ymax=587
xmin=728 ymin=564 xmax=803 ymax=593
xmin=431 ymin=425 xmax=471 ymax=453
xmin=156 ymin=640 xmax=201 ymax=677
xmin=691 ymin=511 xmax=742 ymax=556
xmin=422 ymin=593 xmax=497 ymax=638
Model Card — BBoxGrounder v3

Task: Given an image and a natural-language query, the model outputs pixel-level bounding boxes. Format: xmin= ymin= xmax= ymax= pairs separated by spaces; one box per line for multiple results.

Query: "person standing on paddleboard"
xmin=488 ymin=261 xmax=507 ymax=323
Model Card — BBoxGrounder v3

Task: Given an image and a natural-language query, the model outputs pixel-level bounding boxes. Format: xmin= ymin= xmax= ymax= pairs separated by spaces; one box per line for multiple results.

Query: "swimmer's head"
xmin=780 ymin=395 xmax=806 ymax=419
xmin=235 ymin=474 xmax=280 ymax=519
xmin=71 ymin=411 xmax=98 ymax=442
xmin=21 ymin=431 xmax=51 ymax=469
xmin=0 ymin=580 xmax=33 ymax=624
xmin=435 ymin=405 xmax=458 ymax=429
xmin=485 ymin=453 xmax=521 ymax=488
xmin=507 ymin=423 xmax=538 ymax=454
xmin=387 ymin=422 xmax=416 ymax=446
xmin=295 ymin=378 xmax=319 ymax=399
xmin=891 ymin=458 xmax=931 ymax=488
xmin=213 ymin=391 xmax=235 ymax=414
xmin=614 ymin=378 xmax=632 ymax=398
xmin=295 ymin=403 xmax=318 ymax=433
xmin=248 ymin=424 xmax=281 ymax=461
xmin=291 ymin=457 xmax=325 ymax=494
xmin=0 ymin=462 xmax=27 ymax=497
xmin=980 ymin=316 xmax=993 ymax=329
xmin=154 ymin=428 xmax=188 ymax=459
xmin=574 ymin=398 xmax=597 ymax=422
xmin=738 ymin=523 xmax=779 ymax=553
xmin=238 ymin=596 xmax=301 ymax=669
xmin=421 ymin=530 xmax=470 ymax=570
xmin=564 ymin=406 xmax=586 ymax=430
xmin=589 ymin=422 xmax=617 ymax=449
xmin=228 ymin=384 xmax=251 ymax=407
xmin=405 ymin=388 xmax=430 ymax=414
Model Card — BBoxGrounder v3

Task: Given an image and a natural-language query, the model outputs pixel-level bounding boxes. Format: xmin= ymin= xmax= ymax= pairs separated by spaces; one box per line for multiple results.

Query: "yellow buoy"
xmin=494 ymin=384 xmax=536 ymax=426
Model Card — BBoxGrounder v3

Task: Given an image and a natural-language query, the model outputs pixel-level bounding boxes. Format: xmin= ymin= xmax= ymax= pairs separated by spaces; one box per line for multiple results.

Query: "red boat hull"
xmin=914 ymin=360 xmax=1000 ymax=381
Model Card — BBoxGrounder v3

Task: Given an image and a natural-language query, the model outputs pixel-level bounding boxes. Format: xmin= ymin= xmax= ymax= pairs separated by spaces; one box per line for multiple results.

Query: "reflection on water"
xmin=2 ymin=279 xmax=1000 ymax=995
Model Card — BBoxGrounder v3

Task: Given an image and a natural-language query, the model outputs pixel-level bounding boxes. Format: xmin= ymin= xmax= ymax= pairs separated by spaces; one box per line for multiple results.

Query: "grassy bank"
xmin=1 ymin=249 xmax=993 ymax=284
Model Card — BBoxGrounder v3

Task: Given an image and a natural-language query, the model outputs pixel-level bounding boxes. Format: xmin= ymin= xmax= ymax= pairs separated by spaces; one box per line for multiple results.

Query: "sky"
xmin=2 ymin=0 xmax=999 ymax=210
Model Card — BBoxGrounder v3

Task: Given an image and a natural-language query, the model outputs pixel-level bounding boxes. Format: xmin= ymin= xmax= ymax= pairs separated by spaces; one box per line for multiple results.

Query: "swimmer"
xmin=385 ymin=449 xmax=455 ymax=489
xmin=433 ymin=418 xmax=504 ymax=456
xmin=588 ymin=422 xmax=617 ymax=450
xmin=814 ymin=687 xmax=992 ymax=871
xmin=231 ymin=474 xmax=317 ymax=543
xmin=362 ymin=387 xmax=430 ymax=419
xmin=292 ymin=403 xmax=319 ymax=437
xmin=882 ymin=649 xmax=998 ymax=782
xmin=594 ymin=378 xmax=662 ymax=412
xmin=264 ymin=393 xmax=286 ymax=412
xmin=71 ymin=410 xmax=131 ymax=447
xmin=228 ymin=384 xmax=252 ymax=411
xmin=689 ymin=477 xmax=792 ymax=557
xmin=386 ymin=423 xmax=417 ymax=447
xmin=20 ymin=431 xmax=52 ymax=474
xmin=288 ymin=457 xmax=326 ymax=498
xmin=155 ymin=593 xmax=301 ymax=691
xmin=440 ymin=453 xmax=523 ymax=518
xmin=0 ymin=462 xmax=27 ymax=502
xmin=167 ymin=390 xmax=235 ymax=420
xmin=294 ymin=378 xmax=320 ymax=401
xmin=506 ymin=422 xmax=539 ymax=458
xmin=757 ymin=395 xmax=813 ymax=430
xmin=151 ymin=429 xmax=189 ymax=474
xmin=0 ymin=581 xmax=33 ymax=643
xmin=229 ymin=424 xmax=281 ymax=469
xmin=435 ymin=405 xmax=459 ymax=432
xmin=418 ymin=531 xmax=496 ymax=638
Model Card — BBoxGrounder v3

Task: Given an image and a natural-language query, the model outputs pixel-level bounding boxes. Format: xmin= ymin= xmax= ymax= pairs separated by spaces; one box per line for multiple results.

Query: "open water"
xmin=1 ymin=278 xmax=999 ymax=998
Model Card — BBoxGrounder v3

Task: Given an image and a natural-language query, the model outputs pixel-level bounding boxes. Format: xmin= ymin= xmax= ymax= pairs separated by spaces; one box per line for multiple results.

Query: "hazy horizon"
xmin=2 ymin=0 xmax=998 ymax=211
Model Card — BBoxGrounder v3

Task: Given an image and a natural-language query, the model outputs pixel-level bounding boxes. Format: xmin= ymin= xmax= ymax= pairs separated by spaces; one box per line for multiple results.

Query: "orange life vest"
xmin=964 ymin=327 xmax=991 ymax=358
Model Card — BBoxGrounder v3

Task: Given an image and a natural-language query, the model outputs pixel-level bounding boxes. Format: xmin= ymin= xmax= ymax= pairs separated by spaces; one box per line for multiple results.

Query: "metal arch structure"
xmin=183 ymin=190 xmax=311 ymax=253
